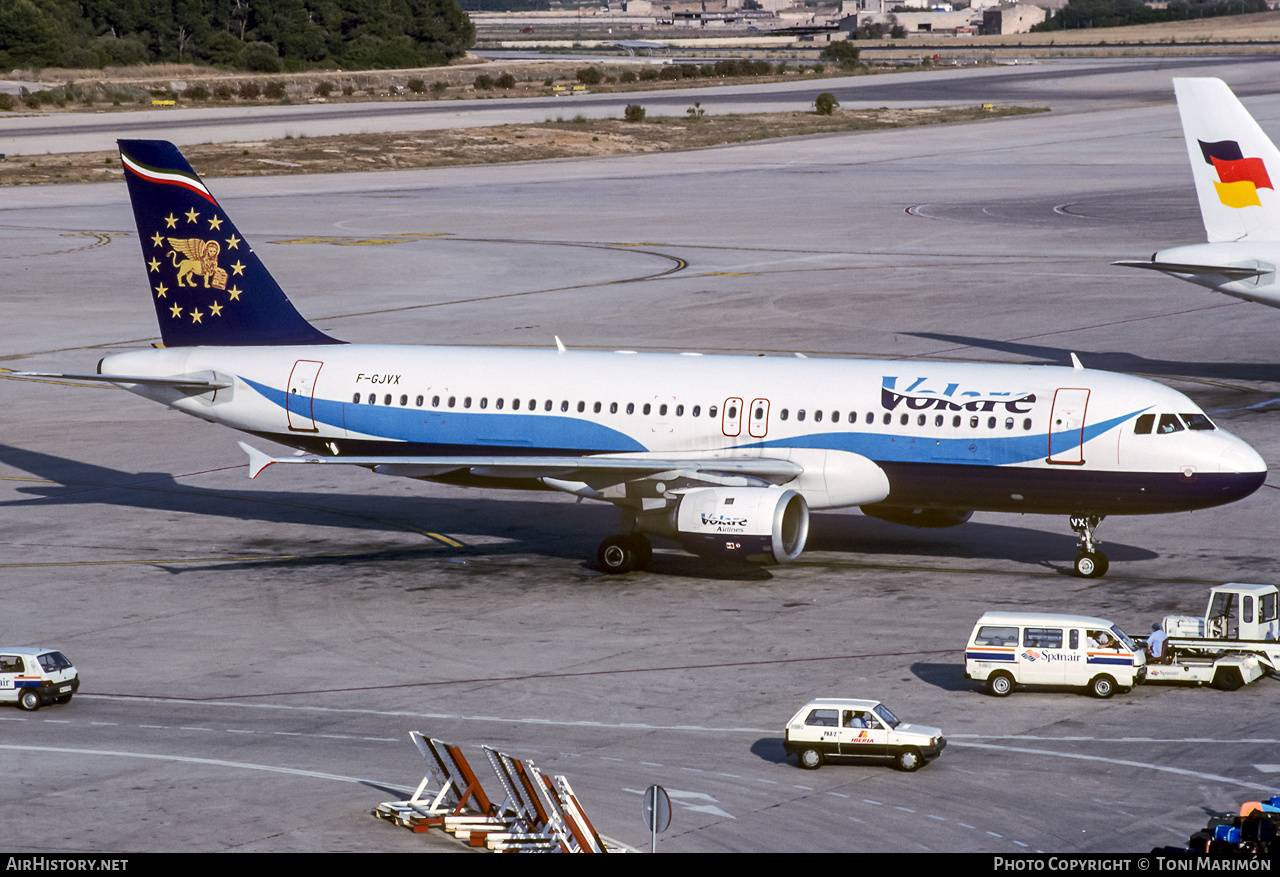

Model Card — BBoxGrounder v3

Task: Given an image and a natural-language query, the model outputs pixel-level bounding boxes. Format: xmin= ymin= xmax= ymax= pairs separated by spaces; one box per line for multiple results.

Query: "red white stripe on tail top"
xmin=119 ymin=151 xmax=217 ymax=204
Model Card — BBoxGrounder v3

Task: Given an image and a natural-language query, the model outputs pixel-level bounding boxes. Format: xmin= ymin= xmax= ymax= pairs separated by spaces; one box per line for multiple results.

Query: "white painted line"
xmin=0 ymin=743 xmax=411 ymax=789
xmin=793 ymin=785 xmax=813 ymax=791
xmin=951 ymin=740 xmax=1280 ymax=794
xmin=179 ymin=726 xmax=213 ymax=731
xmin=828 ymin=792 xmax=849 ymax=798
xmin=1254 ymin=764 xmax=1280 ymax=773
xmin=863 ymin=799 xmax=883 ymax=806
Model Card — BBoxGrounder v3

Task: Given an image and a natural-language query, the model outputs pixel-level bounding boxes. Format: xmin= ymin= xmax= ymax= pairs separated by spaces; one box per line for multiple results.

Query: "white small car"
xmin=783 ymin=698 xmax=946 ymax=771
xmin=0 ymin=647 xmax=80 ymax=711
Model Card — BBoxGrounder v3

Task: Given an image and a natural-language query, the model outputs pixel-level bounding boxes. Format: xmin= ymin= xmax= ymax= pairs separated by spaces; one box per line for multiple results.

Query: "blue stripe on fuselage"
xmin=244 ymin=377 xmax=1139 ymax=465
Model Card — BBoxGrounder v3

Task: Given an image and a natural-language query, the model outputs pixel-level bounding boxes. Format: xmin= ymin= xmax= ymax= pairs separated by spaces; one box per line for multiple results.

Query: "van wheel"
xmin=17 ymin=689 xmax=41 ymax=711
xmin=1213 ymin=668 xmax=1244 ymax=691
xmin=1090 ymin=675 xmax=1116 ymax=698
xmin=895 ymin=748 xmax=923 ymax=772
xmin=798 ymin=748 xmax=823 ymax=770
xmin=988 ymin=671 xmax=1014 ymax=697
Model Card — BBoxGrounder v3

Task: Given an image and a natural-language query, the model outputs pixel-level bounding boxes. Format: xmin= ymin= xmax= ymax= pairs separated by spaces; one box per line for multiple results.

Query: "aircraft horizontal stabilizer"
xmin=10 ymin=371 xmax=232 ymax=390
xmin=237 ymin=442 xmax=803 ymax=485
xmin=1112 ymin=260 xmax=1269 ymax=280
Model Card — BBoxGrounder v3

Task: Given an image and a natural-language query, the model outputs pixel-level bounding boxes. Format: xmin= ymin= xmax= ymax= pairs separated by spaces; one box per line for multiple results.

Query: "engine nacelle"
xmin=860 ymin=505 xmax=973 ymax=529
xmin=668 ymin=487 xmax=809 ymax=564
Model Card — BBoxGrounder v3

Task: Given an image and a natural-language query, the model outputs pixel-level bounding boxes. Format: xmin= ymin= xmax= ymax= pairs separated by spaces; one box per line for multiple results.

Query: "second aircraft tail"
xmin=1173 ymin=78 xmax=1280 ymax=244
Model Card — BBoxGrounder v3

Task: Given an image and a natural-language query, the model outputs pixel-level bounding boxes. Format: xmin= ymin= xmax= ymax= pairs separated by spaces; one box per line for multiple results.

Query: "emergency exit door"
xmin=287 ymin=360 xmax=323 ymax=432
xmin=1047 ymin=388 xmax=1090 ymax=465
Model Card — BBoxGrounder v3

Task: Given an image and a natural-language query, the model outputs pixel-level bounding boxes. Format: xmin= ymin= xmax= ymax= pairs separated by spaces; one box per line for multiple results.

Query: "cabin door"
xmin=1047 ymin=388 xmax=1089 ymax=465
xmin=287 ymin=360 xmax=323 ymax=432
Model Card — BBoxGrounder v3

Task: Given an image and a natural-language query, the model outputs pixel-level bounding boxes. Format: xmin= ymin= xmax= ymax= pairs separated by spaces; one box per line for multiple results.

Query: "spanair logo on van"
xmin=881 ymin=377 xmax=1036 ymax=414
xmin=1020 ymin=649 xmax=1080 ymax=663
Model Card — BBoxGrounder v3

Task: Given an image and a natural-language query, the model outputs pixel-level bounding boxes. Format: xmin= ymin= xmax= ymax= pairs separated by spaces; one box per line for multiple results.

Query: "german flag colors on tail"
xmin=1173 ymin=79 xmax=1280 ymax=243
xmin=118 ymin=140 xmax=340 ymax=348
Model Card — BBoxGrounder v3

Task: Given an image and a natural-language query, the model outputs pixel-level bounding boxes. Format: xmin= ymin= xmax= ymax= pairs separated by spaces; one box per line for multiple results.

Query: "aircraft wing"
xmin=1111 ymin=260 xmax=1270 ymax=281
xmin=238 ymin=442 xmax=802 ymax=487
xmin=7 ymin=371 xmax=232 ymax=390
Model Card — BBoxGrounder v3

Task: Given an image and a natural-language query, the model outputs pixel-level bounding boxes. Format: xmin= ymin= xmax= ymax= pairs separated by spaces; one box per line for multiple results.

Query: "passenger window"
xmin=479 ymin=398 xmax=487 ymax=409
xmin=882 ymin=413 xmax=891 ymax=425
xmin=0 ymin=655 xmax=24 ymax=673
xmin=463 ymin=397 xmax=471 ymax=409
xmin=780 ymin=409 xmax=789 ymax=421
xmin=709 ymin=406 xmax=718 ymax=418
xmin=1134 ymin=414 xmax=1154 ymax=435
xmin=987 ymin=417 xmax=996 ymax=429
xmin=352 ymin=393 xmax=360 ymax=404
xmin=626 ymin=403 xmax=634 ymax=414
xmin=416 ymin=395 xmax=423 ymax=407
xmin=798 ymin=410 xmax=806 ymax=421
xmin=1023 ymin=418 xmax=1032 ymax=430
xmin=643 ymin=403 xmax=651 ymax=415
xmin=676 ymin=405 xmax=683 ymax=416
xmin=400 ymin=395 xmax=408 ymax=406
xmin=512 ymin=399 xmax=521 ymax=410
xmin=975 ymin=626 xmax=1017 ymax=646
xmin=1069 ymin=629 xmax=1079 ymax=650
xmin=1005 ymin=417 xmax=1013 ymax=430
xmin=593 ymin=402 xmax=601 ymax=413
xmin=814 ymin=410 xmax=822 ymax=423
xmin=661 ymin=404 xmax=669 ymax=416
xmin=693 ymin=406 xmax=701 ymax=417
xmin=849 ymin=412 xmax=857 ymax=424
xmin=610 ymin=402 xmax=618 ymax=414
xmin=577 ymin=401 xmax=585 ymax=413
xmin=831 ymin=411 xmax=838 ymax=422
xmin=953 ymin=415 xmax=962 ymax=428
xmin=1181 ymin=413 xmax=1215 ymax=431
xmin=935 ymin=415 xmax=943 ymax=427
xmin=1023 ymin=628 xmax=1063 ymax=649
xmin=368 ymin=394 xmax=376 ymax=404
xmin=384 ymin=394 xmax=392 ymax=405
xmin=900 ymin=413 xmax=908 ymax=426
xmin=545 ymin=400 xmax=553 ymax=412
xmin=970 ymin=416 xmax=978 ymax=428
xmin=432 ymin=395 xmax=440 ymax=407
xmin=561 ymin=401 xmax=569 ymax=412
xmin=804 ymin=709 xmax=838 ymax=727
xmin=1158 ymin=414 xmax=1184 ymax=434
xmin=448 ymin=396 xmax=456 ymax=408
xmin=496 ymin=398 xmax=504 ymax=409
xmin=917 ymin=414 xmax=925 ymax=426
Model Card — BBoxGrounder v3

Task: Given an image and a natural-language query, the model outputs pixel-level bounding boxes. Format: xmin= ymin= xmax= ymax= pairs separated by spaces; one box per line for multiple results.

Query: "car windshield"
xmin=873 ymin=704 xmax=900 ymax=729
xmin=1108 ymin=626 xmax=1137 ymax=652
xmin=37 ymin=651 xmax=72 ymax=672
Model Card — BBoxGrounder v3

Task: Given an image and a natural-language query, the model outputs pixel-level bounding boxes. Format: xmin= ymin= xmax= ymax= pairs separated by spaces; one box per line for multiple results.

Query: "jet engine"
xmin=665 ymin=487 xmax=809 ymax=564
xmin=860 ymin=505 xmax=973 ymax=528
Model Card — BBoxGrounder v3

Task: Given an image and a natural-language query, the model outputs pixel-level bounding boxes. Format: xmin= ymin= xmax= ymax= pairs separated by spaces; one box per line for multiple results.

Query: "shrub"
xmin=407 ymin=78 xmax=426 ymax=94
xmin=213 ymin=83 xmax=234 ymax=100
xmin=184 ymin=84 xmax=210 ymax=101
xmin=576 ymin=66 xmax=602 ymax=85
xmin=238 ymin=81 xmax=261 ymax=100
xmin=639 ymin=68 xmax=659 ymax=81
xmin=819 ymin=41 xmax=861 ymax=70
xmin=432 ymin=81 xmax=448 ymax=96
xmin=619 ymin=71 xmax=637 ymax=83
xmin=0 ymin=94 xmax=14 ymax=112
xmin=314 ymin=81 xmax=334 ymax=97
xmin=474 ymin=74 xmax=495 ymax=90
xmin=623 ymin=104 xmax=645 ymax=122
xmin=496 ymin=72 xmax=516 ymax=89
xmin=814 ymin=92 xmax=838 ymax=116
xmin=263 ymin=81 xmax=286 ymax=99
xmin=342 ymin=84 xmax=354 ymax=96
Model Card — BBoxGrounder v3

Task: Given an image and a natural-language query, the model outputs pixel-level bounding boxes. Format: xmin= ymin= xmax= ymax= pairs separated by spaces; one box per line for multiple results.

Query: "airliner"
xmin=17 ymin=140 xmax=1268 ymax=578
xmin=1116 ymin=78 xmax=1280 ymax=307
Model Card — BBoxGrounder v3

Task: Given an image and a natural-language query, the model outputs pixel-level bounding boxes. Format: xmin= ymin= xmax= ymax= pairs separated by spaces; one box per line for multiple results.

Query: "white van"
xmin=0 ymin=647 xmax=80 ymax=711
xmin=964 ymin=612 xmax=1146 ymax=698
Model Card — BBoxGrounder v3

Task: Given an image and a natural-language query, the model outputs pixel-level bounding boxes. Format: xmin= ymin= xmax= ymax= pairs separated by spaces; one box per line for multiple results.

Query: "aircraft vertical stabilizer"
xmin=1173 ymin=78 xmax=1280 ymax=243
xmin=118 ymin=139 xmax=340 ymax=348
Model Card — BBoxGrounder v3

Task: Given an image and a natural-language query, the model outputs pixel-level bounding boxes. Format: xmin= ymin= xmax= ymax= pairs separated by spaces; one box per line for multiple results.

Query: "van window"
xmin=975 ymin=626 xmax=1017 ymax=646
xmin=1261 ymin=592 xmax=1277 ymax=623
xmin=1023 ymin=628 xmax=1063 ymax=649
xmin=1070 ymin=629 xmax=1079 ymax=650
xmin=0 ymin=655 xmax=24 ymax=673
xmin=804 ymin=709 xmax=838 ymax=727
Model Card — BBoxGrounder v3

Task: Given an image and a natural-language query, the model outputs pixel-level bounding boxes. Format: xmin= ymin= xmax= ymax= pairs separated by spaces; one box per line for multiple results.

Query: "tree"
xmin=819 ymin=40 xmax=860 ymax=70
xmin=814 ymin=92 xmax=838 ymax=115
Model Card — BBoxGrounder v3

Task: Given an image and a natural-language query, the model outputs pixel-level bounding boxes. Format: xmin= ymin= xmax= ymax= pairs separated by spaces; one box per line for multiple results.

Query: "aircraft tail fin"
xmin=118 ymin=140 xmax=340 ymax=347
xmin=1173 ymin=78 xmax=1280 ymax=244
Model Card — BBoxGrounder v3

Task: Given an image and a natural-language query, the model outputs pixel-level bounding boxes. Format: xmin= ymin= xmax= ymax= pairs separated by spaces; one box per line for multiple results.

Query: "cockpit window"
xmin=1180 ymin=413 xmax=1216 ymax=431
xmin=1134 ymin=414 xmax=1154 ymax=435
xmin=1157 ymin=414 xmax=1184 ymax=434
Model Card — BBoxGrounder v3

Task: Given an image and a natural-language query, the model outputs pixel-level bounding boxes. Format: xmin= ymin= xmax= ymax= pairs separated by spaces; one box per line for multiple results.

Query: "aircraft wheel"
xmin=597 ymin=535 xmax=638 ymax=574
xmin=1074 ymin=551 xmax=1109 ymax=578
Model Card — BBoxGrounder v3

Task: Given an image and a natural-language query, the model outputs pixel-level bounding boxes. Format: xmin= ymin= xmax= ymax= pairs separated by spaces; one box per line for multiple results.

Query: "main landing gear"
xmin=596 ymin=533 xmax=653 ymax=574
xmin=1069 ymin=514 xmax=1108 ymax=578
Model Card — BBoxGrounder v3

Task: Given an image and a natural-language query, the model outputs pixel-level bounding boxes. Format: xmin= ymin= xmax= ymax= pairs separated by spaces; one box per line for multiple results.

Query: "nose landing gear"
xmin=1069 ymin=514 xmax=1108 ymax=578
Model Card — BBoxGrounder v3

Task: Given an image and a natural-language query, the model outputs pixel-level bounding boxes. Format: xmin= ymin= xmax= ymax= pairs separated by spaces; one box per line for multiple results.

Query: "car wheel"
xmin=798 ymin=748 xmax=823 ymax=770
xmin=895 ymin=748 xmax=923 ymax=772
xmin=18 ymin=688 xmax=41 ymax=711
xmin=988 ymin=671 xmax=1014 ymax=697
xmin=1091 ymin=674 xmax=1115 ymax=698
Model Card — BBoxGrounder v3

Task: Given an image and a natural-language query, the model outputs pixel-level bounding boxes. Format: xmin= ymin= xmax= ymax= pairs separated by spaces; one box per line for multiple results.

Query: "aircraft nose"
xmin=1217 ymin=434 xmax=1267 ymax=475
